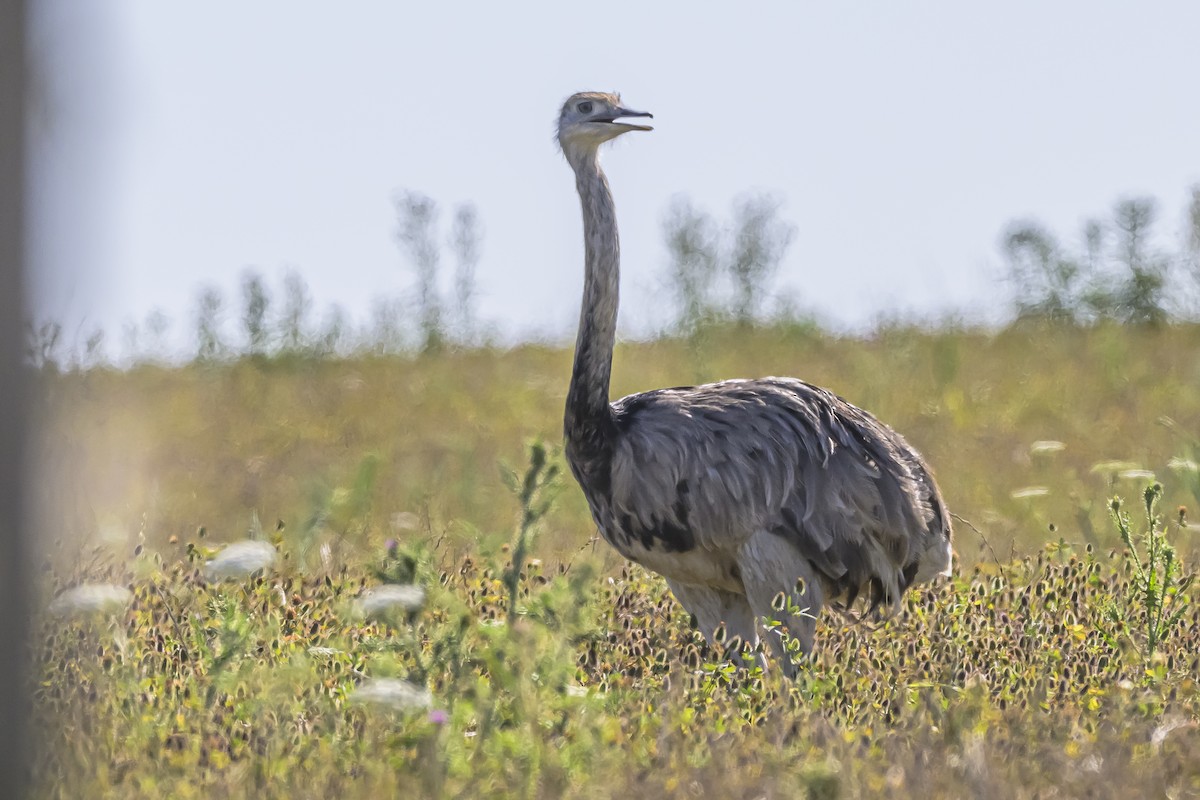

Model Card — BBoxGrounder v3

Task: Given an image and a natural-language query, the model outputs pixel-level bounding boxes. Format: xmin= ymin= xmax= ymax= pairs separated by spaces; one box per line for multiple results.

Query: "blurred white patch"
xmin=1168 ymin=458 xmax=1198 ymax=473
xmin=307 ymin=646 xmax=342 ymax=657
xmin=1030 ymin=440 xmax=1066 ymax=455
xmin=98 ymin=519 xmax=129 ymax=547
xmin=1090 ymin=460 xmax=1141 ymax=475
xmin=349 ymin=678 xmax=432 ymax=711
xmin=49 ymin=583 xmax=132 ymax=619
xmin=1117 ymin=469 xmax=1156 ymax=481
xmin=356 ymin=584 xmax=426 ymax=619
xmin=1010 ymin=486 xmax=1050 ymax=499
xmin=1151 ymin=717 xmax=1195 ymax=751
xmin=205 ymin=540 xmax=277 ymax=581
xmin=391 ymin=511 xmax=420 ymax=532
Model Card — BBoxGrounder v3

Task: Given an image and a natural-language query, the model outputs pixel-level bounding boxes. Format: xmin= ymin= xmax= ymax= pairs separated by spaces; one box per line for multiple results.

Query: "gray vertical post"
xmin=0 ymin=1 xmax=30 ymax=797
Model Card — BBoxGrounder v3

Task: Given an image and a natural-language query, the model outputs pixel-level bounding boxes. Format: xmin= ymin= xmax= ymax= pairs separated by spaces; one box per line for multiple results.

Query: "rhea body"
xmin=557 ymin=92 xmax=952 ymax=673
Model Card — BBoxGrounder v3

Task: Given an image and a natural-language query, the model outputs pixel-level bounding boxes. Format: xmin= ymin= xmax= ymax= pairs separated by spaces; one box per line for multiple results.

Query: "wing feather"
xmin=605 ymin=377 xmax=951 ymax=611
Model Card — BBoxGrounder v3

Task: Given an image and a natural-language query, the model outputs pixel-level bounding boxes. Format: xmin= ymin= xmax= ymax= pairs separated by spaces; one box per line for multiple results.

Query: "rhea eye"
xmin=577 ymin=101 xmax=593 ymax=114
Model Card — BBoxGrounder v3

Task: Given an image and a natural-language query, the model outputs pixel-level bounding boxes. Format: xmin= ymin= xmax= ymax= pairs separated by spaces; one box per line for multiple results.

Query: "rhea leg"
xmin=666 ymin=580 xmax=763 ymax=668
xmin=736 ymin=530 xmax=825 ymax=678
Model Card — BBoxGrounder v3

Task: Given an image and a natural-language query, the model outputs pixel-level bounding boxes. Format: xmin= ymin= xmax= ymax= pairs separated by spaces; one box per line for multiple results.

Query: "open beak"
xmin=608 ymin=106 xmax=654 ymax=132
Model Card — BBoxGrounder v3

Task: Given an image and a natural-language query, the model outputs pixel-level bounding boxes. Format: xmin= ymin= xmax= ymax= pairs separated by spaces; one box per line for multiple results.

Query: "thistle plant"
xmin=499 ymin=440 xmax=560 ymax=624
xmin=1101 ymin=483 xmax=1194 ymax=665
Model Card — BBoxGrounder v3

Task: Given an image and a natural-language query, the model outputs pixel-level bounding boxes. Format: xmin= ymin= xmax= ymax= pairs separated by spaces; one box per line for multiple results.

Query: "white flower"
xmin=349 ymin=678 xmax=432 ymax=711
xmin=1010 ymin=486 xmax=1050 ymax=499
xmin=356 ymin=584 xmax=426 ymax=619
xmin=49 ymin=584 xmax=132 ymax=619
xmin=1030 ymin=440 xmax=1066 ymax=455
xmin=205 ymin=540 xmax=277 ymax=581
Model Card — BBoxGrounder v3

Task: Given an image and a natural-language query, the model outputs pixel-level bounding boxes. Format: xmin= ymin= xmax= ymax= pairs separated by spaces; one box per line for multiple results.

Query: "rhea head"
xmin=556 ymin=91 xmax=653 ymax=161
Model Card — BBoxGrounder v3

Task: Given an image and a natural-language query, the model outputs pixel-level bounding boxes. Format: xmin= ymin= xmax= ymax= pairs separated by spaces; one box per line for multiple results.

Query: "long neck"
xmin=564 ymin=149 xmax=620 ymax=448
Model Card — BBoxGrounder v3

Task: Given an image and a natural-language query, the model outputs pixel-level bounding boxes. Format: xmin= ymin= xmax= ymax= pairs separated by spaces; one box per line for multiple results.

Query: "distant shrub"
xmin=278 ymin=267 xmax=314 ymax=355
xmin=1186 ymin=187 xmax=1200 ymax=311
xmin=662 ymin=195 xmax=721 ymax=336
xmin=240 ymin=269 xmax=271 ymax=356
xmin=728 ymin=193 xmax=795 ymax=327
xmin=1108 ymin=198 xmax=1170 ymax=325
xmin=25 ymin=320 xmax=62 ymax=370
xmin=1004 ymin=190 xmax=1195 ymax=325
xmin=194 ymin=284 xmax=227 ymax=361
xmin=450 ymin=203 xmax=483 ymax=345
xmin=661 ymin=192 xmax=796 ymax=334
xmin=394 ymin=190 xmax=445 ymax=355
xmin=1002 ymin=221 xmax=1087 ymax=322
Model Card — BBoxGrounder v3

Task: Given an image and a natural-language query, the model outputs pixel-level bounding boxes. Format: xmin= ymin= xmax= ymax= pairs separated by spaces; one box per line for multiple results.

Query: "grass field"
xmin=29 ymin=322 xmax=1200 ymax=797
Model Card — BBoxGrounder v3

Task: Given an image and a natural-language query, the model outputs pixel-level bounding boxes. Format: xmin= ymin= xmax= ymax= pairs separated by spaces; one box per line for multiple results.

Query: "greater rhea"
xmin=556 ymin=91 xmax=952 ymax=675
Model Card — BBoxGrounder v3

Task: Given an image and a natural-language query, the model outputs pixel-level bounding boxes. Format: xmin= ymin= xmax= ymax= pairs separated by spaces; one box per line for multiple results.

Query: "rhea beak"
xmin=610 ymin=107 xmax=654 ymax=133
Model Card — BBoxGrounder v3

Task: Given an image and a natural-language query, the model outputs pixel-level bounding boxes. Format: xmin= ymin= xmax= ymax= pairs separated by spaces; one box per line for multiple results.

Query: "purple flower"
xmin=385 ymin=538 xmax=398 ymax=556
xmin=428 ymin=709 xmax=448 ymax=725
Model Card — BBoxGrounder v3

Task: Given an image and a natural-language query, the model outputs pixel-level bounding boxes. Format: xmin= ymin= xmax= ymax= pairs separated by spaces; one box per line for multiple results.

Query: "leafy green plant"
xmin=499 ymin=440 xmax=560 ymax=624
xmin=1100 ymin=483 xmax=1195 ymax=665
xmin=201 ymin=594 xmax=255 ymax=705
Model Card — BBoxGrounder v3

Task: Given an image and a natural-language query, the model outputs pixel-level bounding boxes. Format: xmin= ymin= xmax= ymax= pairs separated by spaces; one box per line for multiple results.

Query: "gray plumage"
xmin=556 ymin=92 xmax=952 ymax=675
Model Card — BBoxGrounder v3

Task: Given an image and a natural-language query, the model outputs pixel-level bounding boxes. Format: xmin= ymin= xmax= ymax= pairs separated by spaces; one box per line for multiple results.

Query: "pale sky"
xmin=28 ymin=1 xmax=1200 ymax=353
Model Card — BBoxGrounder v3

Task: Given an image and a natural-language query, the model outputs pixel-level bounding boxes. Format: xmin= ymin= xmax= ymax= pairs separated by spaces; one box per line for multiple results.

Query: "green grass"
xmin=33 ymin=321 xmax=1200 ymax=563
xmin=28 ymin=321 xmax=1200 ymax=797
